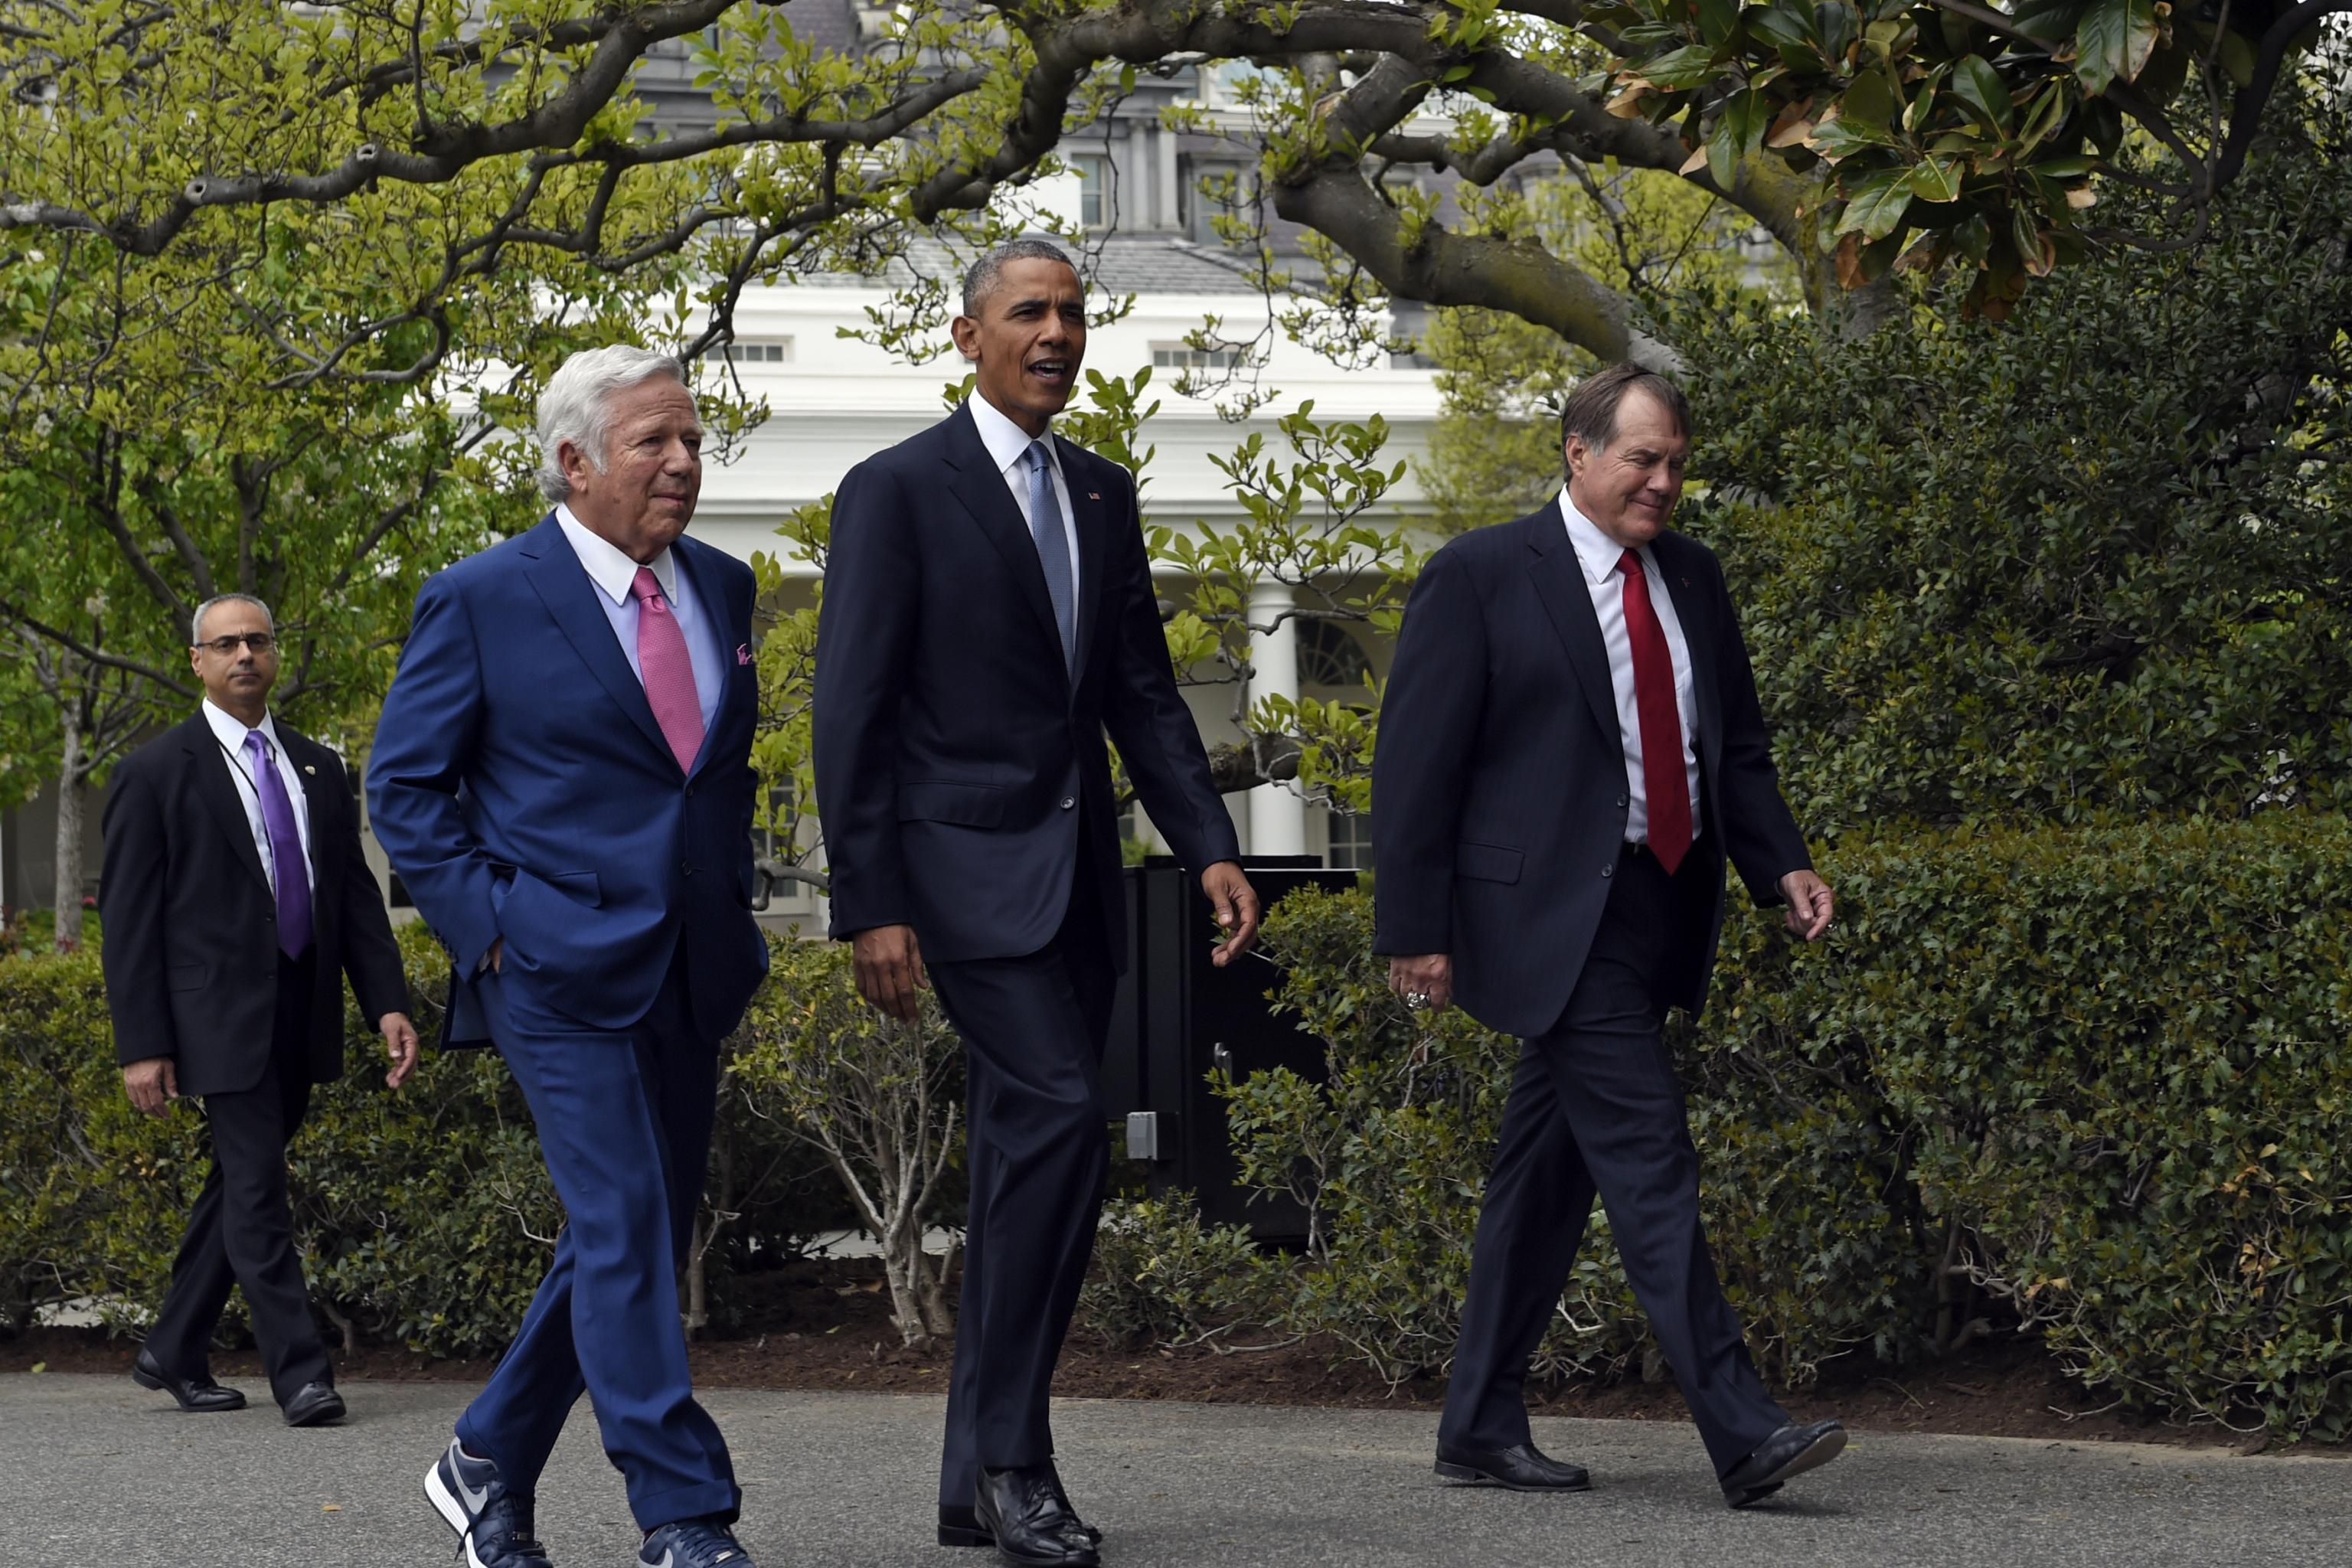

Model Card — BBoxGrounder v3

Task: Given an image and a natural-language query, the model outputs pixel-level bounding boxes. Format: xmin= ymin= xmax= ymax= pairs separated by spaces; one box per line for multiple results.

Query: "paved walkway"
xmin=8 ymin=1374 xmax=2348 ymax=1566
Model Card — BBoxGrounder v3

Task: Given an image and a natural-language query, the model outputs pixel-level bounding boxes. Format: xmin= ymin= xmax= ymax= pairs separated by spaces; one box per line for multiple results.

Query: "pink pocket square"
xmin=736 ymin=642 xmax=752 ymax=665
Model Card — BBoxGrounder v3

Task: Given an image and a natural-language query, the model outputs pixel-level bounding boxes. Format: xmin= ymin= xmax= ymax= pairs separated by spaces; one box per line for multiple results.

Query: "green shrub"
xmin=0 ymin=922 xmax=828 ymax=1356
xmin=1664 ymin=120 xmax=2352 ymax=835
xmin=1215 ymin=813 xmax=2352 ymax=1437
xmin=1079 ymin=1193 xmax=1282 ymax=1351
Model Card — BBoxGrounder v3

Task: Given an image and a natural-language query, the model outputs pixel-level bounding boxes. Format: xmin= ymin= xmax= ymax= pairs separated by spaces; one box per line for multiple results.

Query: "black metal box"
xmin=1102 ymin=855 xmax=1354 ymax=1241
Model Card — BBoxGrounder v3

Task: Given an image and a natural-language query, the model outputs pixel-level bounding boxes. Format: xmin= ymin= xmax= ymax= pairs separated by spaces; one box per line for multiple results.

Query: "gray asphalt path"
xmin=7 ymin=1373 xmax=2347 ymax=1567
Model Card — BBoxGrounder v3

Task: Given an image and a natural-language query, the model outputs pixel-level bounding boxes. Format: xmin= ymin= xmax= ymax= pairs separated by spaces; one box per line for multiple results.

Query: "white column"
xmin=1246 ymin=578 xmax=1308 ymax=858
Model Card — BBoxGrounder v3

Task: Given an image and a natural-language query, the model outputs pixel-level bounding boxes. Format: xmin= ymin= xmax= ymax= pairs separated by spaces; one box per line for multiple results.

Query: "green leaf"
xmin=1816 ymin=0 xmax=1861 ymax=63
xmin=1697 ymin=0 xmax=1742 ymax=45
xmin=1909 ymin=153 xmax=1965 ymax=202
xmin=1835 ymin=167 xmax=1916 ymax=240
xmin=1949 ymin=54 xmax=2014 ymax=133
xmin=1638 ymin=45 xmax=1723 ymax=90
xmin=1839 ymin=68 xmax=1896 ymax=132
xmin=2076 ymin=0 xmax=2158 ymax=93
xmin=2016 ymin=81 xmax=2066 ymax=155
xmin=1747 ymin=6 xmax=1819 ymax=57
xmin=2013 ymin=0 xmax=2089 ymax=42
xmin=1709 ymin=114 xmax=1742 ymax=185
xmin=1723 ymin=87 xmax=1771 ymax=155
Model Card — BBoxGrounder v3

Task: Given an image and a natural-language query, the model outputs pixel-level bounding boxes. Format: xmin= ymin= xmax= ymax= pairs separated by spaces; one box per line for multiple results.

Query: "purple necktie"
xmin=243 ymin=730 xmax=314 ymax=957
xmin=632 ymin=566 xmax=705 ymax=772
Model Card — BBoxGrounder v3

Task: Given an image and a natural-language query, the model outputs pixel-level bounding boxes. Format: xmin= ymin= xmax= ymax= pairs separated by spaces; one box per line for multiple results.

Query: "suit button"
xmin=1601 ymin=864 xmax=1614 ymax=878
xmin=1617 ymin=792 xmax=1630 ymax=808
xmin=681 ymin=863 xmax=696 ymax=877
xmin=1060 ymin=796 xmax=1076 ymax=810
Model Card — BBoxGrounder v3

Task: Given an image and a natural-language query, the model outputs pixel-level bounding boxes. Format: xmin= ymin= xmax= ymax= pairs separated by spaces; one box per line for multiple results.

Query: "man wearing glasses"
xmin=100 ymin=592 xmax=417 ymax=1427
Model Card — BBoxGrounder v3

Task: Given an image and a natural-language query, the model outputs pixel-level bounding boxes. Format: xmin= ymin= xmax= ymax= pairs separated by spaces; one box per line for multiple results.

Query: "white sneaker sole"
xmin=423 ymin=1456 xmax=494 ymax=1568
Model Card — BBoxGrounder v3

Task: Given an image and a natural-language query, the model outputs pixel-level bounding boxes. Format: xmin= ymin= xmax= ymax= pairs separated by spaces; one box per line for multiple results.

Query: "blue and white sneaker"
xmin=424 ymin=1437 xmax=555 ymax=1568
xmin=637 ymin=1517 xmax=756 ymax=1567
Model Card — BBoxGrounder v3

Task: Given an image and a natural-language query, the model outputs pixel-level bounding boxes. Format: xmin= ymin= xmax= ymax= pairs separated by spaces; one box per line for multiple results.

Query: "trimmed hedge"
xmin=1207 ymin=812 xmax=2352 ymax=1436
xmin=0 ymin=922 xmax=828 ymax=1356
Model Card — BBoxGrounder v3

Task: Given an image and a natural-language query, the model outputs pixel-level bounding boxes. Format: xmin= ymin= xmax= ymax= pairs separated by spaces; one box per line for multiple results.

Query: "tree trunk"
xmin=52 ymin=714 xmax=87 ymax=953
xmin=917 ymin=1236 xmax=959 ymax=1341
xmin=880 ymin=1223 xmax=936 ymax=1350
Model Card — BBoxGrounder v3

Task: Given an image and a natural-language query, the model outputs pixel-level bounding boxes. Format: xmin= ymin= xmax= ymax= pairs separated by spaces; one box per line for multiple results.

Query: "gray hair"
xmin=960 ymin=239 xmax=1081 ymax=319
xmin=534 ymin=345 xmax=692 ymax=503
xmin=1557 ymin=363 xmax=1691 ymax=456
xmin=191 ymin=593 xmax=273 ymax=645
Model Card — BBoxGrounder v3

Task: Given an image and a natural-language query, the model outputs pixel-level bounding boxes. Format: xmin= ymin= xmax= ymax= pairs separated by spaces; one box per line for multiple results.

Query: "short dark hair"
xmin=960 ymin=238 xmax=1081 ymax=318
xmin=1557 ymin=363 xmax=1691 ymax=455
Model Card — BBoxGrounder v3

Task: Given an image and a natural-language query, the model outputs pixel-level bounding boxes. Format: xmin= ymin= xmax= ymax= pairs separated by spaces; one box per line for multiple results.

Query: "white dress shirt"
xmin=969 ymin=392 xmax=1082 ymax=608
xmin=201 ymin=698 xmax=315 ymax=897
xmin=1561 ymin=495 xmax=1703 ymax=845
xmin=554 ymin=504 xmax=724 ymax=734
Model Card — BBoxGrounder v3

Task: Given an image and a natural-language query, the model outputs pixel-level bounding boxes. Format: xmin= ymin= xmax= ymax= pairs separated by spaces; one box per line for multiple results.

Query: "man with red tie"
xmin=1371 ymin=364 xmax=1844 ymax=1510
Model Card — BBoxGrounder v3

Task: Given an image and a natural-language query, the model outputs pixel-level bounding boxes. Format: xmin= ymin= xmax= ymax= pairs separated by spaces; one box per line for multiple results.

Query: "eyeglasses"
xmin=194 ymin=632 xmax=276 ymax=655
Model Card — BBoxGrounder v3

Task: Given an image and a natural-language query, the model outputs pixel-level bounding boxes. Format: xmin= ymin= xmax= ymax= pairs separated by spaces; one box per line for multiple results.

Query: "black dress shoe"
xmin=282 ymin=1381 xmax=346 ymax=1427
xmin=1434 ymin=1441 xmax=1592 ymax=1492
xmin=1720 ymin=1418 xmax=1846 ymax=1508
xmin=975 ymin=1467 xmax=1099 ymax=1567
xmin=941 ymin=1460 xmax=1103 ymax=1550
xmin=130 ymin=1351 xmax=247 ymax=1413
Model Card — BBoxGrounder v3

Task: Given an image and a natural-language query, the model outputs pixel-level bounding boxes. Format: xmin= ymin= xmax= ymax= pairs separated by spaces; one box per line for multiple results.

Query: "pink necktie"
xmin=631 ymin=566 xmax=704 ymax=772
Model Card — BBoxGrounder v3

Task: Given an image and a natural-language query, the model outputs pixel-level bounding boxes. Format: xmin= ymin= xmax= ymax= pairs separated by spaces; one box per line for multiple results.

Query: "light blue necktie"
xmin=1025 ymin=440 xmax=1077 ymax=671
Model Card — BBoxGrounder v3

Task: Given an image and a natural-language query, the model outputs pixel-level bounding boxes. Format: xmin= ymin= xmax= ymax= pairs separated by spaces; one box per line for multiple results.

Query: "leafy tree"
xmin=4 ymin=0 xmax=2338 ymax=387
xmin=1675 ymin=96 xmax=2352 ymax=830
xmin=0 ymin=151 xmax=751 ymax=939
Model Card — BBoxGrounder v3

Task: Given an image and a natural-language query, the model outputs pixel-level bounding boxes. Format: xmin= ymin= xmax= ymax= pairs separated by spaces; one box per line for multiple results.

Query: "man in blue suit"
xmin=370 ymin=345 xmax=769 ymax=1568
xmin=1373 ymin=364 xmax=1844 ymax=1511
xmin=815 ymin=239 xmax=1260 ymax=1568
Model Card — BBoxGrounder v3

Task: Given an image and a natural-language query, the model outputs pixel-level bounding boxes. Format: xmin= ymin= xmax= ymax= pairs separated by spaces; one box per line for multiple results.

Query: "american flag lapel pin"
xmin=1087 ymin=491 xmax=1101 ymax=500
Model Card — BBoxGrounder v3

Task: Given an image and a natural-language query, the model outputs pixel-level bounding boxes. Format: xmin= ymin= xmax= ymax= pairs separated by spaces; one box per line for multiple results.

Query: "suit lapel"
xmin=942 ymin=403 xmax=1068 ymax=678
xmin=1651 ymin=533 xmax=1723 ymax=779
xmin=1057 ymin=436 xmax=1112 ymax=694
xmin=179 ymin=717 xmax=271 ymax=895
xmin=518 ymin=512 xmax=676 ymax=767
xmin=1523 ymin=502 xmax=1621 ymax=743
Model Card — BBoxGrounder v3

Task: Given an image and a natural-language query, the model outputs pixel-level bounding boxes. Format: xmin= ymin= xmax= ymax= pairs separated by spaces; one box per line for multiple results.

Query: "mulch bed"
xmin=5 ymin=1253 xmax=2320 ymax=1456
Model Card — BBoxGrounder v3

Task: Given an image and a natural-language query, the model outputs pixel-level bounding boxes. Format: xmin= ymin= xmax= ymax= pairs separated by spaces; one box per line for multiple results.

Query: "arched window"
xmin=1297 ymin=619 xmax=1371 ymax=690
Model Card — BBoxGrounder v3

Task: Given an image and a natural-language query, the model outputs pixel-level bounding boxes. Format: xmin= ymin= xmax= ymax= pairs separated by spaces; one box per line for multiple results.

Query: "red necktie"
xmin=1618 ymin=549 xmax=1692 ymax=874
xmin=632 ymin=566 xmax=705 ymax=772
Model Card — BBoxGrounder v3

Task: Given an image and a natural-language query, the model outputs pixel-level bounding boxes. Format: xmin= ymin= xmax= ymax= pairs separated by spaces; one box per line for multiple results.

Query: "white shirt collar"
xmin=969 ymin=393 xmax=1057 ymax=479
xmin=202 ymin=697 xmax=284 ymax=759
xmin=556 ymin=503 xmax=677 ymax=606
xmin=1560 ymin=492 xmax=1658 ymax=588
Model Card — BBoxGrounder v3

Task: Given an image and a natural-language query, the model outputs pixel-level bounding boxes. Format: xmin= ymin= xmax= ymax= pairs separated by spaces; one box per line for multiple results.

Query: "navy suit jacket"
xmin=813 ymin=403 xmax=1240 ymax=965
xmin=367 ymin=513 xmax=769 ymax=1041
xmin=1370 ymin=499 xmax=1811 ymax=1037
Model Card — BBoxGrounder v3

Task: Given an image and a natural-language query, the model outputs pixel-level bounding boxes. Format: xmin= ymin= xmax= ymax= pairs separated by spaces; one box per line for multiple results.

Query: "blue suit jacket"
xmin=367 ymin=512 xmax=769 ymax=1040
xmin=1370 ymin=500 xmax=1812 ymax=1037
xmin=813 ymin=403 xmax=1241 ymax=965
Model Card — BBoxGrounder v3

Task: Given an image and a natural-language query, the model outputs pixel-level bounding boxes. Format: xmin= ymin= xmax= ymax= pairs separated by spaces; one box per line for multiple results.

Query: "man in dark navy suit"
xmin=1372 ymin=364 xmax=1844 ymax=1511
xmin=815 ymin=238 xmax=1260 ymax=1568
xmin=371 ymin=345 xmax=769 ymax=1568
